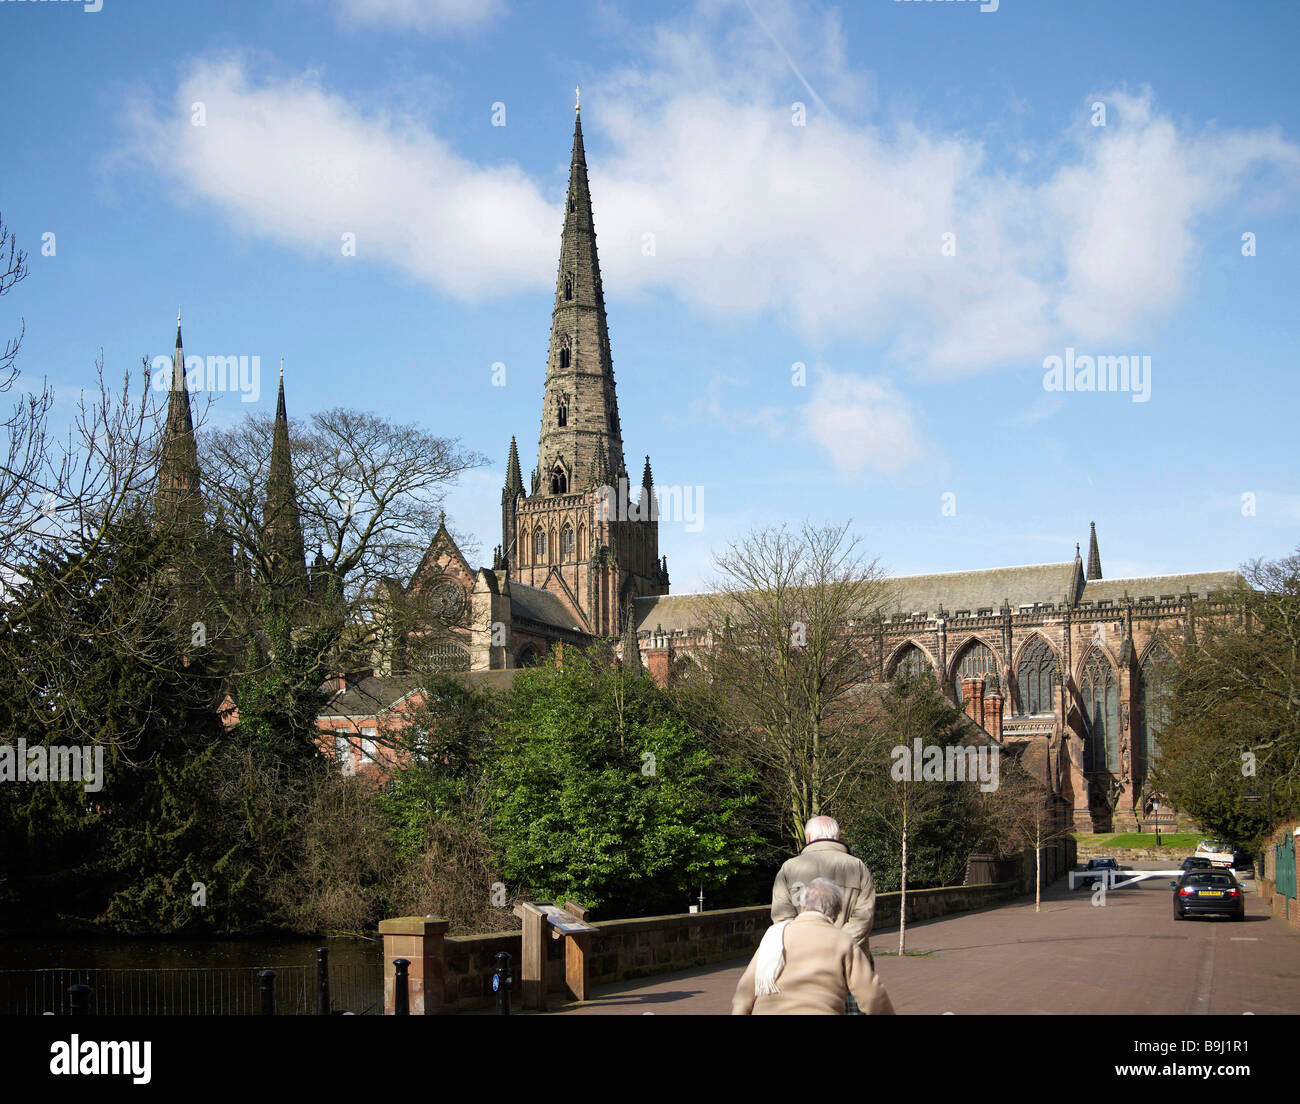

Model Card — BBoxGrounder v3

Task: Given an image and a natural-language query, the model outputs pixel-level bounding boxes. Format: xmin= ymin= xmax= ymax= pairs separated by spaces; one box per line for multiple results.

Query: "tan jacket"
xmin=771 ymin=840 xmax=875 ymax=949
xmin=731 ymin=912 xmax=895 ymax=1015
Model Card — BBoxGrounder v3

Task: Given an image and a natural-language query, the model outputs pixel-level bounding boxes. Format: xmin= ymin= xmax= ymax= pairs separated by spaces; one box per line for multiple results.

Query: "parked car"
xmin=1077 ymin=857 xmax=1119 ymax=888
xmin=1171 ymin=870 xmax=1246 ymax=921
xmin=1193 ymin=838 xmax=1235 ymax=869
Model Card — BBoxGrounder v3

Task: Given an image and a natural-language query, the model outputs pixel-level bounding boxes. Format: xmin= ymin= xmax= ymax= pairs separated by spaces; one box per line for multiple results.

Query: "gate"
xmin=1276 ymin=832 xmax=1297 ymax=919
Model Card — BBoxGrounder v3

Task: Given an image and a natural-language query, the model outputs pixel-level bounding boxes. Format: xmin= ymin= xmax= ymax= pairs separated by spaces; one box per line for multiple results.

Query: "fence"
xmin=0 ymin=952 xmax=382 ymax=1015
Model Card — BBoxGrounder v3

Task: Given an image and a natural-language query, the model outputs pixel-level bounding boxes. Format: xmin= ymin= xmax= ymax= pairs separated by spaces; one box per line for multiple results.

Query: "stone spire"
xmin=263 ymin=361 xmax=307 ymax=595
xmin=641 ymin=454 xmax=654 ymax=492
xmin=536 ymin=106 xmax=625 ymax=495
xmin=501 ymin=436 xmax=524 ymax=563
xmin=1086 ymin=521 xmax=1103 ymax=581
xmin=621 ymin=604 xmax=642 ymax=673
xmin=155 ymin=310 xmax=203 ymax=529
xmin=1068 ymin=542 xmax=1084 ymax=606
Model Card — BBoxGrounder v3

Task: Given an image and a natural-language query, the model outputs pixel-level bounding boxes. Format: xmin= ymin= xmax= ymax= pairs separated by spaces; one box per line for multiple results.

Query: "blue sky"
xmin=2 ymin=0 xmax=1298 ymax=591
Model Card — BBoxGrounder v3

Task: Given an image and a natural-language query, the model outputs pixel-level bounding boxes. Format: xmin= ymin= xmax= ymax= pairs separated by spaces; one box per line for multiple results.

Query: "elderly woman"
xmin=732 ymin=878 xmax=895 ymax=1015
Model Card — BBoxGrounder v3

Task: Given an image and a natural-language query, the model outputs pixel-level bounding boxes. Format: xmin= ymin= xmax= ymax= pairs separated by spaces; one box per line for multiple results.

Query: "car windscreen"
xmin=1184 ymin=874 xmax=1235 ymax=887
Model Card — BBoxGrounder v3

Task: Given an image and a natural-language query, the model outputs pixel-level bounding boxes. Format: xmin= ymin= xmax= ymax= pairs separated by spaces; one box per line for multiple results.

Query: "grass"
xmin=1074 ymin=832 xmax=1200 ymax=849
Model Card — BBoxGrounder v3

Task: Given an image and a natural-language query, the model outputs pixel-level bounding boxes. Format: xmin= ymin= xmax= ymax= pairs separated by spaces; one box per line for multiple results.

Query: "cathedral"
xmin=157 ymin=104 xmax=1245 ymax=834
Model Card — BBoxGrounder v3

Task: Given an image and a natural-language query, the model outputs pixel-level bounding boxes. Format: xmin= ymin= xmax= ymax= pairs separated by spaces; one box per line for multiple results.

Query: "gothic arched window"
xmin=891 ymin=644 xmax=930 ymax=681
xmin=557 ymin=398 xmax=568 ymax=428
xmin=550 ymin=466 xmax=568 ymax=495
xmin=1137 ymin=642 xmax=1172 ymax=783
xmin=561 ymin=525 xmax=575 ymax=560
xmin=559 ymin=344 xmax=571 ymax=370
xmin=577 ymin=524 xmax=586 ymax=561
xmin=533 ymin=527 xmax=546 ymax=563
xmin=564 ymin=277 xmax=573 ymax=301
xmin=1081 ymin=651 xmax=1119 ymax=772
xmin=1016 ymin=636 xmax=1058 ymax=715
xmin=953 ymin=641 xmax=997 ymax=704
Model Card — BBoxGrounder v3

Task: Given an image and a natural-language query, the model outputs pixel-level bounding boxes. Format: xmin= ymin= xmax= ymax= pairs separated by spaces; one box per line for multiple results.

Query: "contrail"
xmin=741 ymin=0 xmax=836 ymax=123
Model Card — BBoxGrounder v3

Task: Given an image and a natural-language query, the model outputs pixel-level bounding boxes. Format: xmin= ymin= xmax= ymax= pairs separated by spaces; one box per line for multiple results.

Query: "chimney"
xmin=644 ymin=623 xmax=673 ymax=689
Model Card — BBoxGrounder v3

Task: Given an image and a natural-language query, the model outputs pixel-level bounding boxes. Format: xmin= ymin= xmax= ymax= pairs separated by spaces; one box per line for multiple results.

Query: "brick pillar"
xmin=983 ymin=690 xmax=1003 ymax=741
xmin=379 ymin=916 xmax=449 ymax=1015
xmin=962 ymin=676 xmax=980 ymax=723
xmin=553 ymin=641 xmax=565 ymax=669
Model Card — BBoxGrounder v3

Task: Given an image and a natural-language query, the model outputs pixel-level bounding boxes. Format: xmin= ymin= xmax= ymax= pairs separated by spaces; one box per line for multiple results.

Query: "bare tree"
xmin=699 ymin=520 xmax=891 ymax=847
xmin=854 ymin=671 xmax=963 ymax=955
xmin=980 ymin=756 xmax=1074 ymax=913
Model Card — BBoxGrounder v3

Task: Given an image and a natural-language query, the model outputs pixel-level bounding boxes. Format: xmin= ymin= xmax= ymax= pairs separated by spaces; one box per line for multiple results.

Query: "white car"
xmin=1194 ymin=838 xmax=1235 ymax=868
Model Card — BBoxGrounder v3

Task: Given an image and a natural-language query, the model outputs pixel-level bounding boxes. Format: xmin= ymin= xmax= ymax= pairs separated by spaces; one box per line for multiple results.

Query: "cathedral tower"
xmin=503 ymin=102 xmax=668 ymax=637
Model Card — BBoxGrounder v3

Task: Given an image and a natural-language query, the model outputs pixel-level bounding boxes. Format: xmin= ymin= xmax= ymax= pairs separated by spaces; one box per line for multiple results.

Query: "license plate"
xmin=1199 ymin=890 xmax=1223 ymax=897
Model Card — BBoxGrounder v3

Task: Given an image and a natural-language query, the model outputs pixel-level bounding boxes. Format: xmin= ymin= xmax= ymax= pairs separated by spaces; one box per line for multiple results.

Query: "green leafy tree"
xmin=489 ymin=652 xmax=761 ymax=916
xmin=1155 ymin=549 xmax=1300 ymax=846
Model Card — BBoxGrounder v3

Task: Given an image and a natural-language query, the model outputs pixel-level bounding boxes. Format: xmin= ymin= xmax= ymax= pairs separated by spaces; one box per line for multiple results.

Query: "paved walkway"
xmin=549 ymin=866 xmax=1300 ymax=1015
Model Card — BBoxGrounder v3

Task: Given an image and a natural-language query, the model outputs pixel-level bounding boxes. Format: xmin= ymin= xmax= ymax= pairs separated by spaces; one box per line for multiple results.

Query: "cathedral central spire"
xmin=536 ymin=106 xmax=624 ymax=497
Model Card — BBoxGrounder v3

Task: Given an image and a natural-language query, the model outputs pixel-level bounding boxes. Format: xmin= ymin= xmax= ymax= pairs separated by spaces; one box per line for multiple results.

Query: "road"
xmin=549 ymin=864 xmax=1300 ymax=1015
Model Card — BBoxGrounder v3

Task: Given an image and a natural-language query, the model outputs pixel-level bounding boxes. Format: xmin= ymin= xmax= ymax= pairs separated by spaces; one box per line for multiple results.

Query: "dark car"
xmin=1172 ymin=871 xmax=1246 ymax=921
xmin=1180 ymin=856 xmax=1215 ymax=875
xmin=1077 ymin=857 xmax=1119 ymax=888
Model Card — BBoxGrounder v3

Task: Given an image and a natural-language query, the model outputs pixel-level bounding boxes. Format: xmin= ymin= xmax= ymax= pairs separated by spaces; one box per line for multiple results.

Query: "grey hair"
xmin=804 ymin=815 xmax=841 ymax=844
xmin=799 ymin=878 xmax=843 ymax=919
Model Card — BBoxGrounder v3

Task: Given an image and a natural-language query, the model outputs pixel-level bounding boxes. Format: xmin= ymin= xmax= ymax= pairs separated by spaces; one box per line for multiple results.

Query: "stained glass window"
xmin=1016 ymin=636 xmax=1058 ymax=715
xmin=1137 ymin=642 xmax=1172 ymax=782
xmin=1081 ymin=651 xmax=1118 ymax=772
xmin=954 ymin=641 xmax=997 ymax=704
xmin=892 ymin=644 xmax=929 ymax=680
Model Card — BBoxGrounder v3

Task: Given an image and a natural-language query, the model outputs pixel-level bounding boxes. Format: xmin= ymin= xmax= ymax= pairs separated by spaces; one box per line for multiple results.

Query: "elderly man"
xmin=772 ymin=815 xmax=876 ymax=963
xmin=732 ymin=879 xmax=894 ymax=1015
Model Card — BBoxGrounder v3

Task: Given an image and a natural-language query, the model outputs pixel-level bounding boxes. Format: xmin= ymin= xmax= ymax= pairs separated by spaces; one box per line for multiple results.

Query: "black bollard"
xmin=68 ymin=984 xmax=91 ymax=1016
xmin=493 ymin=951 xmax=512 ymax=1016
xmin=258 ymin=970 xmax=276 ymax=1016
xmin=316 ymin=947 xmax=330 ymax=1016
xmin=393 ymin=958 xmax=410 ymax=1016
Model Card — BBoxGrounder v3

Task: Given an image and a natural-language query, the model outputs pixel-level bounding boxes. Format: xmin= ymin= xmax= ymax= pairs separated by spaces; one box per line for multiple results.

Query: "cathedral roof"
xmin=509 ymin=582 xmax=586 ymax=632
xmin=884 ymin=561 xmax=1081 ymax=616
xmin=1077 ymin=570 xmax=1243 ymax=605
xmin=631 ymin=563 xmax=1245 ymax=635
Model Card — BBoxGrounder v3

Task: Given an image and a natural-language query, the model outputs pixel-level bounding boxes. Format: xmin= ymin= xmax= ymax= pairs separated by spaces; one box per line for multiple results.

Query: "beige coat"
xmin=771 ymin=840 xmax=875 ymax=949
xmin=731 ymin=912 xmax=895 ymax=1015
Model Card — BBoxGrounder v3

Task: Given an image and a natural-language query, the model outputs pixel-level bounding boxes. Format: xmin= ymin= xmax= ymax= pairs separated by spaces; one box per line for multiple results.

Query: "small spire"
xmin=642 ymin=454 xmax=654 ymax=490
xmin=575 ymin=84 xmax=580 ymax=112
xmin=279 ymin=357 xmax=285 ymax=380
xmin=1086 ymin=521 xmax=1103 ymax=581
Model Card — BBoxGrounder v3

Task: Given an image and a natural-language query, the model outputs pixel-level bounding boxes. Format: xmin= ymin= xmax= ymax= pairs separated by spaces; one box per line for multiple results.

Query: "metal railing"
xmin=0 ymin=950 xmax=382 ymax=1015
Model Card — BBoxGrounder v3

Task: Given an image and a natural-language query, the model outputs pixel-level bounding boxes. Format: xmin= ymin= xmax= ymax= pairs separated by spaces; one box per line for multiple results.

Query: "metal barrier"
xmin=0 ymin=959 xmax=383 ymax=1015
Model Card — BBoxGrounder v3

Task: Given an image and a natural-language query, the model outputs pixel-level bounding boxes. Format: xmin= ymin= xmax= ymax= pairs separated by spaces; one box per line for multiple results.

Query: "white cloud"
xmin=800 ymin=370 xmax=924 ymax=477
xmin=121 ymin=3 xmax=1300 ymax=377
xmin=322 ymin=0 xmax=506 ymax=33
xmin=124 ymin=57 xmax=556 ymax=301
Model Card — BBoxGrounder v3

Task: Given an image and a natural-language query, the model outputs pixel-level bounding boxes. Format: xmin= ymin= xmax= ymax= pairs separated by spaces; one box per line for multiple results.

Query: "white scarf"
xmin=754 ymin=920 xmax=792 ymax=996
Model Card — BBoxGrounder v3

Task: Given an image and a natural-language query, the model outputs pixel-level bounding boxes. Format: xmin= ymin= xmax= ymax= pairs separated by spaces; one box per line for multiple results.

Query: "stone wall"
xmin=433 ymin=881 xmax=1022 ymax=1013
